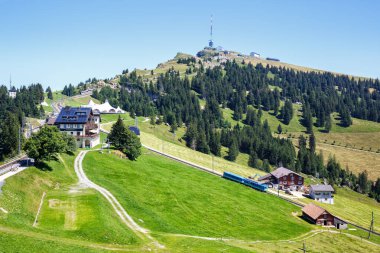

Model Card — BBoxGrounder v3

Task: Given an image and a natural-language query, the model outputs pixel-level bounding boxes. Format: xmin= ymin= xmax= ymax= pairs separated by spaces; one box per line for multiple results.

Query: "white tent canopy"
xmin=83 ymin=99 xmax=125 ymax=114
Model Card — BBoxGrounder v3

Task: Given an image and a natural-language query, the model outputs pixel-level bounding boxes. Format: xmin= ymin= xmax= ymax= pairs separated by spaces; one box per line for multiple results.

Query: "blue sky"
xmin=1 ymin=0 xmax=379 ymax=90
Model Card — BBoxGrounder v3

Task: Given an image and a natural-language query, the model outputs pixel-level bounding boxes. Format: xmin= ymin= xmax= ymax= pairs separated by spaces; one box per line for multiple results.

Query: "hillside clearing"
xmin=316 ymin=143 xmax=380 ymax=180
xmin=83 ymin=150 xmax=311 ymax=241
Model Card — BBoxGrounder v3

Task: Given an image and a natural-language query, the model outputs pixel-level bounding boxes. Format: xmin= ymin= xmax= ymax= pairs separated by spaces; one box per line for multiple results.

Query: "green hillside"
xmin=83 ymin=150 xmax=311 ymax=240
xmin=82 ymin=150 xmax=380 ymax=252
xmin=0 ymin=153 xmax=142 ymax=252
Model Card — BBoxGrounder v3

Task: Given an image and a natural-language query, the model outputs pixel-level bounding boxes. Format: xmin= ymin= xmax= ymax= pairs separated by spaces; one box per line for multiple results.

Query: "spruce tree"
xmin=248 ymin=151 xmax=259 ymax=168
xmin=108 ymin=116 xmax=126 ymax=149
xmin=227 ymin=138 xmax=239 ymax=161
xmin=277 ymin=124 xmax=283 ymax=134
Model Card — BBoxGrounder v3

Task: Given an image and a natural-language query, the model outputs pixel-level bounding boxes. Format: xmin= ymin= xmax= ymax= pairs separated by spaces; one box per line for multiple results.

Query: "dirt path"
xmin=74 ymin=151 xmax=164 ymax=250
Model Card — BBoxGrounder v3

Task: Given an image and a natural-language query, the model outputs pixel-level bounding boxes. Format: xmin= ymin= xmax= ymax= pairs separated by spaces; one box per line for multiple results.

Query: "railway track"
xmin=143 ymin=144 xmax=380 ymax=237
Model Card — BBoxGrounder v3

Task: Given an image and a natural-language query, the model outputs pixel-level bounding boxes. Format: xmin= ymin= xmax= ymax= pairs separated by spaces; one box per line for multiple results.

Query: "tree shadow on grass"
xmin=35 ymin=161 xmax=53 ymax=171
xmin=65 ymin=151 xmax=75 ymax=156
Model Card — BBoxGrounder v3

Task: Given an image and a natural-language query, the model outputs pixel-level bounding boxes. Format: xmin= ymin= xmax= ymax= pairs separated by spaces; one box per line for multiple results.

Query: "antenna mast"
xmin=208 ymin=15 xmax=214 ymax=48
xmin=9 ymin=74 xmax=12 ymax=90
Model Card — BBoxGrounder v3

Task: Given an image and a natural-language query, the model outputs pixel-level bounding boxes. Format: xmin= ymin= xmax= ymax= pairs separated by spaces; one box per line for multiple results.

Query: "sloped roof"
xmin=310 ymin=184 xmax=334 ymax=192
xmin=46 ymin=117 xmax=56 ymax=125
xmin=302 ymin=203 xmax=328 ymax=220
xmin=55 ymin=107 xmax=92 ymax=124
xmin=258 ymin=167 xmax=301 ymax=181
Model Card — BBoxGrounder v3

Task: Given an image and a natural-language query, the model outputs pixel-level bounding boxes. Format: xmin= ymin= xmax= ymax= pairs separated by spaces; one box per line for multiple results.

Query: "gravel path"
xmin=74 ymin=151 xmax=164 ymax=250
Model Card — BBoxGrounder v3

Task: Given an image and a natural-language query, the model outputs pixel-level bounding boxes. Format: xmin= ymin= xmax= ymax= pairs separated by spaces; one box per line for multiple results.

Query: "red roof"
xmin=302 ymin=203 xmax=328 ymax=220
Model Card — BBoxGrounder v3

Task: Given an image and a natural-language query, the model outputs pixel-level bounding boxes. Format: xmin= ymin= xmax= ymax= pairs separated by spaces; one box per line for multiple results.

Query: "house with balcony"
xmin=309 ymin=184 xmax=334 ymax=204
xmin=54 ymin=107 xmax=101 ymax=148
xmin=258 ymin=167 xmax=304 ymax=191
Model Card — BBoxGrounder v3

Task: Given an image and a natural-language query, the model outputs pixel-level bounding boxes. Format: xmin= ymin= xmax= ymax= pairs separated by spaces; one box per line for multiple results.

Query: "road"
xmin=0 ymin=167 xmax=28 ymax=182
xmin=73 ymin=151 xmax=164 ymax=250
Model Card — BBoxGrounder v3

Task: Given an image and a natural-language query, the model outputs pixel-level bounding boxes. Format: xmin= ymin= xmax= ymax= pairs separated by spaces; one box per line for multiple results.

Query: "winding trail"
xmin=74 ymin=151 xmax=164 ymax=251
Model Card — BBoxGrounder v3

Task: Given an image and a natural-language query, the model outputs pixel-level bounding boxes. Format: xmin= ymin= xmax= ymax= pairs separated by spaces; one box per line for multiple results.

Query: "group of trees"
xmin=177 ymin=57 xmax=196 ymax=65
xmin=0 ymin=84 xmax=45 ymax=161
xmin=24 ymin=126 xmax=77 ymax=163
xmin=62 ymin=83 xmax=77 ymax=96
xmin=108 ymin=116 xmax=141 ymax=160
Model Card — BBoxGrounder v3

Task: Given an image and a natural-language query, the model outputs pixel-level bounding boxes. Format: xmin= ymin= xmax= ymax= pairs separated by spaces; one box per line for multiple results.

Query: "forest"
xmin=0 ymin=84 xmax=45 ymax=160
xmin=91 ymin=60 xmax=380 ymax=201
xmin=2 ymin=59 xmax=380 ymax=201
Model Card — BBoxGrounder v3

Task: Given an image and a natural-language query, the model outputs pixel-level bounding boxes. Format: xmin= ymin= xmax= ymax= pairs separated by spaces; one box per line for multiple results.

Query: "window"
xmin=77 ymin=132 xmax=80 ymax=136
xmin=71 ymin=132 xmax=73 ymax=135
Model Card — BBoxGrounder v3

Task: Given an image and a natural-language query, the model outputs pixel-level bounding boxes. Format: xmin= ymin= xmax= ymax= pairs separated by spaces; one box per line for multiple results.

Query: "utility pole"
xmin=18 ymin=126 xmax=22 ymax=156
xmin=368 ymin=211 xmax=374 ymax=239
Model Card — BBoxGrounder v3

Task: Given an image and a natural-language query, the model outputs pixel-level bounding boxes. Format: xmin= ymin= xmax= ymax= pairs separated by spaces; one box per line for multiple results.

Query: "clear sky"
xmin=1 ymin=0 xmax=379 ymax=90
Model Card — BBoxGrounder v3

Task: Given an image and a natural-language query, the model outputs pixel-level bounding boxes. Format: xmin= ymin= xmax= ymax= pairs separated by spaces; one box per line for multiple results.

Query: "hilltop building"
xmin=309 ymin=184 xmax=334 ymax=204
xmin=250 ymin=52 xmax=260 ymax=58
xmin=54 ymin=107 xmax=100 ymax=148
xmin=8 ymin=87 xmax=17 ymax=98
xmin=258 ymin=167 xmax=304 ymax=190
xmin=8 ymin=75 xmax=16 ymax=98
xmin=83 ymin=99 xmax=125 ymax=114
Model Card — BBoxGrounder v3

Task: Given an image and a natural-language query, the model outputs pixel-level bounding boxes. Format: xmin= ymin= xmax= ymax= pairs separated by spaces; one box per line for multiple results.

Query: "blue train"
xmin=223 ymin=171 xmax=268 ymax=192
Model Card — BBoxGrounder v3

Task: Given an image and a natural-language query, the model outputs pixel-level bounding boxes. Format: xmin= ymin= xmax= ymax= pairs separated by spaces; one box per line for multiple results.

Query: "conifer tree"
xmin=227 ymin=138 xmax=239 ymax=161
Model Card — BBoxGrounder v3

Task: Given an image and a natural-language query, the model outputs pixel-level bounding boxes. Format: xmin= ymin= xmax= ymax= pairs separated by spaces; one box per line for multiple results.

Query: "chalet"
xmin=258 ymin=167 xmax=304 ymax=190
xmin=309 ymin=184 xmax=334 ymax=204
xmin=302 ymin=203 xmax=334 ymax=226
xmin=54 ymin=107 xmax=100 ymax=148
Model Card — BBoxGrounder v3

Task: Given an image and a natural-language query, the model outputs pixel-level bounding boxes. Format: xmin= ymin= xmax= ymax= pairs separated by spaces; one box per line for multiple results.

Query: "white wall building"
xmin=9 ymin=87 xmax=17 ymax=98
xmin=309 ymin=184 xmax=334 ymax=204
xmin=250 ymin=52 xmax=260 ymax=58
xmin=54 ymin=107 xmax=101 ymax=148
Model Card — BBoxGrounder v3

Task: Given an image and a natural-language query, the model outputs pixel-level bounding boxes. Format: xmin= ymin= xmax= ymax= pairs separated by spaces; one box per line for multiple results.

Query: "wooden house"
xmin=258 ymin=167 xmax=304 ymax=190
xmin=302 ymin=203 xmax=334 ymax=226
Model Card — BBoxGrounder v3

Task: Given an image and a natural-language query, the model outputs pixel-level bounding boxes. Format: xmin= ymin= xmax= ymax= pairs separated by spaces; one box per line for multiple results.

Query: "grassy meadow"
xmin=0 ymin=153 xmax=142 ymax=251
xmin=82 ymin=150 xmax=380 ymax=252
xmin=83 ymin=150 xmax=311 ymax=241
